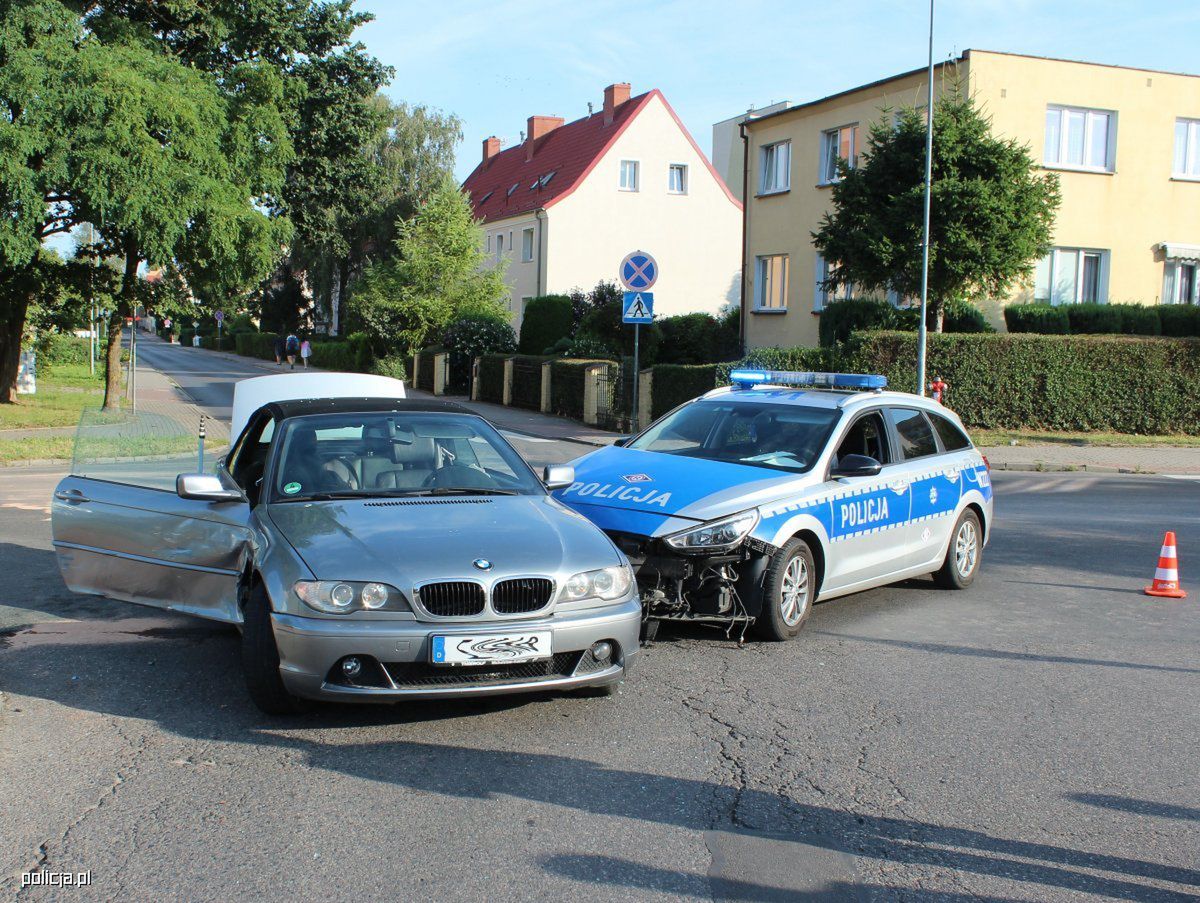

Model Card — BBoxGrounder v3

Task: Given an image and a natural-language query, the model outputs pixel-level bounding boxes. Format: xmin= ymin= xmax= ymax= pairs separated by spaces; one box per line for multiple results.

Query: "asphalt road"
xmin=1 ymin=346 xmax=1198 ymax=901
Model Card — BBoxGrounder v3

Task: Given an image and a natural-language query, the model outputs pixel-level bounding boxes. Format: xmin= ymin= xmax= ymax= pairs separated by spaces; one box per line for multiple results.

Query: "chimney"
xmin=482 ymin=136 xmax=501 ymax=164
xmin=525 ymin=115 xmax=565 ymax=161
xmin=603 ymin=83 xmax=631 ymax=126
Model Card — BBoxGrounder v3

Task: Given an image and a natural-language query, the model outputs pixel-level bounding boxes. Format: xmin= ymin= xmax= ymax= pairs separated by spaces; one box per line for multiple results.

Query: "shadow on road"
xmin=1 ymin=625 xmax=1197 ymax=902
xmin=1069 ymin=793 xmax=1200 ymax=822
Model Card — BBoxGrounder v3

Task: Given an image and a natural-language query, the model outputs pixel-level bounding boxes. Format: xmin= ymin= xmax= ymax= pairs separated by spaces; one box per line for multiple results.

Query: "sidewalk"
xmin=404 ymin=388 xmax=619 ymax=447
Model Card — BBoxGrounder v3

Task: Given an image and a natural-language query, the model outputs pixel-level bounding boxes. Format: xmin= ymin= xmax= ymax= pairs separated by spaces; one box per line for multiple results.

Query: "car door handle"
xmin=54 ymin=489 xmax=90 ymax=503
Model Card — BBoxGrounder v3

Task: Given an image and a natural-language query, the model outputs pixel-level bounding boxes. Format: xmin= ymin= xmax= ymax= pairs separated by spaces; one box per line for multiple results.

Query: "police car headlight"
xmin=294 ymin=580 xmax=408 ymax=614
xmin=560 ymin=566 xmax=633 ymax=603
xmin=665 ymin=510 xmax=759 ymax=553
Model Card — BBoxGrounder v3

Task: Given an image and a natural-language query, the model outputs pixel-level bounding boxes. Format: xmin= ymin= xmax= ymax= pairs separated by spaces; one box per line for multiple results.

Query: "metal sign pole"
xmin=916 ymin=0 xmax=935 ymax=397
xmin=631 ymin=323 xmax=640 ymax=432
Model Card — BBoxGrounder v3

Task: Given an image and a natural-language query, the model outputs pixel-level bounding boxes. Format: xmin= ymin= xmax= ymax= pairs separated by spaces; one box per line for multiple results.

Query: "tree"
xmin=349 ymin=176 xmax=508 ymax=355
xmin=812 ymin=93 xmax=1060 ymax=331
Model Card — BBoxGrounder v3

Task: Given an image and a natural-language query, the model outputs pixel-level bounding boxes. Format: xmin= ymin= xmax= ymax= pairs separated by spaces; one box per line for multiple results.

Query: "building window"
xmin=759 ymin=141 xmax=791 ymax=194
xmin=486 ymin=235 xmax=492 ymax=252
xmin=668 ymin=163 xmax=688 ymax=194
xmin=819 ymin=125 xmax=859 ymax=184
xmin=1173 ymin=118 xmax=1200 ymax=179
xmin=1163 ymin=260 xmax=1198 ymax=305
xmin=1043 ymin=106 xmax=1114 ymax=172
xmin=521 ymin=228 xmax=534 ymax=262
xmin=495 ymin=233 xmax=503 ymax=260
xmin=754 ymin=255 xmax=789 ymax=311
xmin=620 ymin=160 xmax=639 ymax=191
xmin=814 ymin=253 xmax=854 ymax=311
xmin=520 ymin=296 xmax=533 ymax=315
xmin=1034 ymin=248 xmax=1108 ymax=304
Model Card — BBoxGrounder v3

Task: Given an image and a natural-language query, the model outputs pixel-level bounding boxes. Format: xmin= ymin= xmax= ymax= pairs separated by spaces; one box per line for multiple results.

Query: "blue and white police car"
xmin=554 ymin=370 xmax=993 ymax=641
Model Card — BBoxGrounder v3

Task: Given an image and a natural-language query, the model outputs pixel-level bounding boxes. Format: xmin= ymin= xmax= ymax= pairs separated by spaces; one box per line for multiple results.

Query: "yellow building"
xmin=727 ymin=50 xmax=1200 ymax=350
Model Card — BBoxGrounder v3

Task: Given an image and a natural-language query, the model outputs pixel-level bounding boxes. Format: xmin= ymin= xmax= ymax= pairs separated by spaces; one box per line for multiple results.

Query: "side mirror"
xmin=176 ymin=473 xmax=246 ymax=503
xmin=542 ymin=464 xmax=575 ymax=491
xmin=612 ymin=436 xmax=632 ymax=447
xmin=830 ymin=454 xmax=883 ymax=479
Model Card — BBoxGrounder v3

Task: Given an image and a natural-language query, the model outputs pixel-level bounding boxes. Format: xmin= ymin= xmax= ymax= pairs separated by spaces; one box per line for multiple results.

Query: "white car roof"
xmin=230 ymin=372 xmax=406 ymax=441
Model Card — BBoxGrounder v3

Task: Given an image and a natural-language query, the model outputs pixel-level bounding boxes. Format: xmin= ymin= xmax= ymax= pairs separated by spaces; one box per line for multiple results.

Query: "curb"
xmin=988 ymin=462 xmax=1142 ymax=474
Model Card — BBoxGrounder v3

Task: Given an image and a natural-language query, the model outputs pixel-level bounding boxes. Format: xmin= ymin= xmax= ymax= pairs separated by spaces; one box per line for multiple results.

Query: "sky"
xmin=356 ymin=0 xmax=1200 ymax=182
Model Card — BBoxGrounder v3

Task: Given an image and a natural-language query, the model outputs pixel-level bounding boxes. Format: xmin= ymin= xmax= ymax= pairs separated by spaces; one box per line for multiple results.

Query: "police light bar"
xmin=728 ymin=369 xmax=887 ymax=391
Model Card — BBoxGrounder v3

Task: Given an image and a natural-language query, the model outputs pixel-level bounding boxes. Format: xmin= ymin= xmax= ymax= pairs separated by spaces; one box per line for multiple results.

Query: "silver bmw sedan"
xmin=52 ymin=396 xmax=641 ymax=714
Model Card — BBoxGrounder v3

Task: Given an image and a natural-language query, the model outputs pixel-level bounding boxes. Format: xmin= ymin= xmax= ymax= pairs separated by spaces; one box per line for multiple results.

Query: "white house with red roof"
xmin=462 ymin=83 xmax=742 ymax=329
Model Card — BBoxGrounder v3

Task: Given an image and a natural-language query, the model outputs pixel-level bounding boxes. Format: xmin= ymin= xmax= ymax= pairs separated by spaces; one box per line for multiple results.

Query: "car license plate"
xmin=431 ymin=631 xmax=552 ymax=666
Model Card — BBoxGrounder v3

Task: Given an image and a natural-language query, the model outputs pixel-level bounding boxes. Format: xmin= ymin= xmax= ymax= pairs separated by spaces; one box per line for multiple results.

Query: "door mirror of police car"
xmin=613 ymin=436 xmax=632 ymax=447
xmin=542 ymin=464 xmax=575 ymax=490
xmin=830 ymin=454 xmax=883 ymax=479
xmin=176 ymin=473 xmax=247 ymax=503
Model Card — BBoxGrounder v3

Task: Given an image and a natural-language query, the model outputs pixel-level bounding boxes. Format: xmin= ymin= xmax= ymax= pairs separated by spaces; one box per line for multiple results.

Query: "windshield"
xmin=628 ymin=401 xmax=841 ymax=473
xmin=270 ymin=412 xmax=542 ymax=501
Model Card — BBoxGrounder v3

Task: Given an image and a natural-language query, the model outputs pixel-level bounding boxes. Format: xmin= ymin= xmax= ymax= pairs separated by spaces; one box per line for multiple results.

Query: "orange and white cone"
xmin=1144 ymin=531 xmax=1187 ymax=599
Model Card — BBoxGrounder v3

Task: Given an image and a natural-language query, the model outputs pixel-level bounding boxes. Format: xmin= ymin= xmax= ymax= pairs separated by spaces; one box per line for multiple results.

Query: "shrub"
xmin=1112 ymin=304 xmax=1161 ymax=336
xmin=843 ymin=331 xmax=1200 ymax=434
xmin=578 ymin=301 xmax=661 ymax=364
xmin=518 ymin=295 xmax=574 ymax=355
xmin=943 ymin=299 xmax=994 ymax=333
xmin=1159 ymin=305 xmax=1200 ymax=337
xmin=236 ymin=332 xmax=279 ymax=360
xmin=37 ymin=334 xmax=91 ymax=365
xmin=308 ymin=334 xmax=373 ymax=372
xmin=650 ymin=364 xmax=720 ymax=418
xmin=656 ymin=313 xmax=741 ymax=365
xmin=718 ymin=346 xmax=833 ymax=382
xmin=372 ymin=355 xmax=407 ymax=382
xmin=562 ymin=334 xmax=616 ymax=360
xmin=818 ymin=298 xmax=897 ymax=347
xmin=443 ymin=314 xmax=516 ymax=392
xmin=1066 ymin=303 xmax=1122 ymax=334
xmin=479 ymin=353 xmax=509 ymax=404
xmin=1004 ymin=304 xmax=1069 ymax=334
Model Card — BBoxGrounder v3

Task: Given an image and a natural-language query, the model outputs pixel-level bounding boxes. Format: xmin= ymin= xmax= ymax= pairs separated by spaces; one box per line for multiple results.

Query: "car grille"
xmin=417 ymin=581 xmax=485 ymax=617
xmin=492 ymin=578 xmax=554 ymax=614
xmin=384 ymin=652 xmax=582 ymax=688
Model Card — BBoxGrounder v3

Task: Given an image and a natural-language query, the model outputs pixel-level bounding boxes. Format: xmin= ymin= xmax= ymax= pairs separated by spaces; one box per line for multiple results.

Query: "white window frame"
xmin=619 ymin=159 xmax=640 ymax=192
xmin=1034 ymin=247 xmax=1109 ymax=305
xmin=668 ymin=163 xmax=688 ymax=195
xmin=814 ymin=253 xmax=854 ymax=312
xmin=754 ymin=254 xmax=789 ymax=312
xmin=1163 ymin=260 xmax=1198 ymax=305
xmin=1173 ymin=118 xmax=1200 ymax=180
xmin=520 ymin=295 xmax=533 ymax=315
xmin=819 ymin=124 xmax=858 ymax=185
xmin=495 ymin=232 xmax=504 ymax=260
xmin=521 ymin=228 xmax=534 ymax=262
xmin=759 ymin=141 xmax=791 ymax=195
xmin=1043 ymin=105 xmax=1115 ymax=173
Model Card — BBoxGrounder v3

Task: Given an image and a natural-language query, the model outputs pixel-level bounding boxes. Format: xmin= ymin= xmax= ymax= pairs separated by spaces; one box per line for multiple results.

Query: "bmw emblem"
xmin=473 ymin=558 xmax=493 ymax=571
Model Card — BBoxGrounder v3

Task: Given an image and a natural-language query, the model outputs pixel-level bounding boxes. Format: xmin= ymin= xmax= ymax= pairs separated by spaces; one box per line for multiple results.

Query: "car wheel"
xmin=754 ymin=537 xmax=815 ymax=641
xmin=242 ymin=581 xmax=310 ymax=715
xmin=934 ymin=509 xmax=982 ymax=590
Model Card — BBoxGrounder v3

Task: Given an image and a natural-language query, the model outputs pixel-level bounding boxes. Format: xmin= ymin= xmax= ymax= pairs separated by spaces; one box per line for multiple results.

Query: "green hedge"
xmin=307 ymin=335 xmax=373 ymax=372
xmin=511 ymin=355 xmax=551 ymax=410
xmin=842 ymin=331 xmax=1200 ymax=433
xmin=1065 ymin=304 xmax=1122 ymax=334
xmin=236 ymin=332 xmax=279 ymax=360
xmin=518 ymin=295 xmax=574 ymax=354
xmin=1006 ymin=302 xmax=1197 ymax=337
xmin=37 ymin=334 xmax=91 ymax=365
xmin=550 ymin=359 xmax=610 ymax=421
xmin=479 ymin=353 xmax=509 ymax=404
xmin=1112 ymin=304 xmax=1161 ymax=336
xmin=1004 ymin=305 xmax=1069 ymax=334
xmin=1160 ymin=305 xmax=1200 ymax=337
xmin=650 ymin=364 xmax=720 ymax=419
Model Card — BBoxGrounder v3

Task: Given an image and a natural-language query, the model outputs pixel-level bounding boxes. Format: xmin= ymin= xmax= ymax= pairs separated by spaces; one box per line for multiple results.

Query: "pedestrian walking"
xmin=300 ymin=337 xmax=312 ymax=369
xmin=273 ymin=333 xmax=285 ymax=366
xmin=929 ymin=375 xmax=948 ymax=404
xmin=285 ymin=332 xmax=300 ymax=370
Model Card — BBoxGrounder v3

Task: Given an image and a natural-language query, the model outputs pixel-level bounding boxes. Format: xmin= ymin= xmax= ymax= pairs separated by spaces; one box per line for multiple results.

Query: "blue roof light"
xmin=728 ymin=370 xmax=887 ymax=391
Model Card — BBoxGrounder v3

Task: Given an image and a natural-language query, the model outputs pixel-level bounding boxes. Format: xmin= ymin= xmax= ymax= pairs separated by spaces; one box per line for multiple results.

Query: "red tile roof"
xmin=462 ymin=91 xmax=656 ymax=224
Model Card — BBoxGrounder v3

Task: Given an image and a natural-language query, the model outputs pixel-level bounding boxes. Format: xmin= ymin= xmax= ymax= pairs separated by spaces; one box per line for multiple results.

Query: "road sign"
xmin=215 ymin=310 xmax=224 ymax=323
xmin=622 ymin=292 xmax=654 ymax=324
xmin=619 ymin=251 xmax=658 ymax=291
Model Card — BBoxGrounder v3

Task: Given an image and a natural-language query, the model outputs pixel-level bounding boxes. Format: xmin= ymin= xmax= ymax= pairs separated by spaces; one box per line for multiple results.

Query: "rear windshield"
xmin=629 ymin=401 xmax=841 ymax=473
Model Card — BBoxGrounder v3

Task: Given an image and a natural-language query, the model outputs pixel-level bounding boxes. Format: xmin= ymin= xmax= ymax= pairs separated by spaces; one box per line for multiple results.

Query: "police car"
xmin=554 ymin=370 xmax=993 ymax=641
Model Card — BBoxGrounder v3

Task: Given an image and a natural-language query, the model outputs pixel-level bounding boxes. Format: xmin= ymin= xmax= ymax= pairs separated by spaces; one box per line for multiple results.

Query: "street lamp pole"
xmin=916 ymin=0 xmax=935 ymax=397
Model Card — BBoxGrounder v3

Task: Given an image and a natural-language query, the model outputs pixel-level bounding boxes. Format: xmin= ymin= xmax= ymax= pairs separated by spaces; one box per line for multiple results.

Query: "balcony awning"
xmin=1159 ymin=242 xmax=1200 ymax=262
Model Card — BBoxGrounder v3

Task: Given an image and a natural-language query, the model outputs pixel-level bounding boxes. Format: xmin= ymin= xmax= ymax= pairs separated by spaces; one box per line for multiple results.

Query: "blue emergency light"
xmin=728 ymin=369 xmax=888 ymax=391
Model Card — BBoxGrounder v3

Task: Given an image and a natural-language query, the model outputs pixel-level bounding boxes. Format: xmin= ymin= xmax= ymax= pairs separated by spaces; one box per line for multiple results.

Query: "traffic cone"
xmin=1144 ymin=531 xmax=1187 ymax=599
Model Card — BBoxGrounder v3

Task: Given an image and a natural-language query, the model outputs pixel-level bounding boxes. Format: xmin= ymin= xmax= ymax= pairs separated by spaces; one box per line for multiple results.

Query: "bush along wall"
xmin=1005 ymin=302 xmax=1198 ymax=337
xmin=649 ymin=364 xmax=720 ymax=419
xmin=518 ymin=296 xmax=574 ymax=354
xmin=843 ymin=331 xmax=1200 ymax=434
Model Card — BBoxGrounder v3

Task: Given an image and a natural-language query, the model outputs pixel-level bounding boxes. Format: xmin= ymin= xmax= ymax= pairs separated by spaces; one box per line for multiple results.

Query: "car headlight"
xmin=293 ymin=581 xmax=407 ymax=614
xmin=664 ymin=510 xmax=759 ymax=554
xmin=560 ymin=565 xmax=633 ymax=603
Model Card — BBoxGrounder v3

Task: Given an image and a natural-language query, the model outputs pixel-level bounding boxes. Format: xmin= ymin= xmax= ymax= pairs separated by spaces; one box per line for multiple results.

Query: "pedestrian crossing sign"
xmin=622 ymin=292 xmax=654 ymax=324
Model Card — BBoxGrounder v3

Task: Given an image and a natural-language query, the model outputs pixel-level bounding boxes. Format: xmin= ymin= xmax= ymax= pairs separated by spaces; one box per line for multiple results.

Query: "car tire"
xmin=754 ymin=537 xmax=816 ymax=641
xmin=242 ymin=581 xmax=311 ymax=716
xmin=934 ymin=509 xmax=983 ymax=590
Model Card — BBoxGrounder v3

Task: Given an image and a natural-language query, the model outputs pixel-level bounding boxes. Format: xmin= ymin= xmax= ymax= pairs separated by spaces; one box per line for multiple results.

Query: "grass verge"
xmin=973 ymin=429 xmax=1200 ymax=448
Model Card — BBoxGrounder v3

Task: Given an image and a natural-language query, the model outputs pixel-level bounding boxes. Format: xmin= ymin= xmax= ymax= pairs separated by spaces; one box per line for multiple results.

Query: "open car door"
xmin=51 ymin=407 xmax=252 ymax=623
